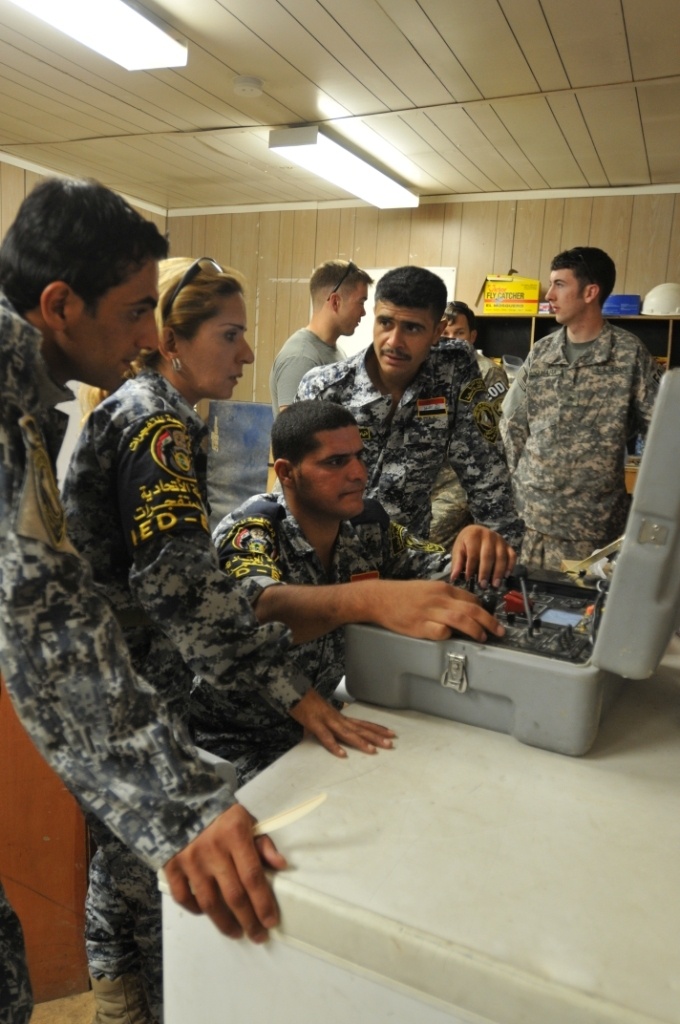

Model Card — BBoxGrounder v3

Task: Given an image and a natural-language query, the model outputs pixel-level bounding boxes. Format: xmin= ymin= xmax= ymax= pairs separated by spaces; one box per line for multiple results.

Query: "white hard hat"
xmin=642 ymin=283 xmax=680 ymax=315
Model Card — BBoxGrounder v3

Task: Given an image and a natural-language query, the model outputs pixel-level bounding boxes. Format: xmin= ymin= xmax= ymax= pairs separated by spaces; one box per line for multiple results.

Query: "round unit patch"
xmin=150 ymin=423 xmax=194 ymax=479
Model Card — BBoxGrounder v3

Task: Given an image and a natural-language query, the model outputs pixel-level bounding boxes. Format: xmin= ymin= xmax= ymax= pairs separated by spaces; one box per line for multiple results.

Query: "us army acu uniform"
xmin=0 ymin=893 xmax=32 ymax=1024
xmin=62 ymin=368 xmax=311 ymax=1021
xmin=430 ymin=349 xmax=510 ymax=548
xmin=0 ymin=301 xmax=236 ymax=1024
xmin=295 ymin=340 xmax=524 ymax=548
xmin=189 ymin=493 xmax=451 ymax=784
xmin=500 ymin=322 xmax=662 ymax=570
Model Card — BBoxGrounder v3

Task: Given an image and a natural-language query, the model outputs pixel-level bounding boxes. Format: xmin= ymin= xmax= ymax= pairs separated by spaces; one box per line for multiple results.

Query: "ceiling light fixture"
xmin=269 ymin=126 xmax=419 ymax=209
xmin=6 ymin=0 xmax=188 ymax=70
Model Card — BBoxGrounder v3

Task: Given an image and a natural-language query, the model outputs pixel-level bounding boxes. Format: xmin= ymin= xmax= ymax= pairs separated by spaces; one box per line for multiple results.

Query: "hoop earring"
xmin=171 ymin=357 xmax=182 ymax=372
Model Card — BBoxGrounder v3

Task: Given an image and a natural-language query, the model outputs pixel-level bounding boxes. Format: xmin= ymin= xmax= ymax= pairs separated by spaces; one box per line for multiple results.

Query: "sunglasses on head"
xmin=573 ymin=249 xmax=594 ymax=284
xmin=163 ymin=256 xmax=223 ymax=319
xmin=328 ymin=261 xmax=357 ymax=297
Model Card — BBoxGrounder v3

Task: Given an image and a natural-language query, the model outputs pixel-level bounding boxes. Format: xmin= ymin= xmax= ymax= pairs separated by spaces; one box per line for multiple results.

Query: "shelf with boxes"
xmin=475 ymin=314 xmax=680 ymax=370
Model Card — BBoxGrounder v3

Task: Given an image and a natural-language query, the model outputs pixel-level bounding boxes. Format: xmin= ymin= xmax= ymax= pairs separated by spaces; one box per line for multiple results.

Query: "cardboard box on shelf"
xmin=480 ymin=274 xmax=540 ymax=315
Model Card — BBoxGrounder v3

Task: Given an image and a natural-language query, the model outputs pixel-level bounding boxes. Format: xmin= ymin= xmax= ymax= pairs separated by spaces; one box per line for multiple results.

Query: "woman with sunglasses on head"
xmin=63 ymin=257 xmax=393 ymax=1023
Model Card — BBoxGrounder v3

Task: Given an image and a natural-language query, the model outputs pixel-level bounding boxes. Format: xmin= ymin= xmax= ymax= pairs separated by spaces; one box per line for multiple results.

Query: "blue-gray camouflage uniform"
xmin=295 ymin=340 xmax=523 ymax=548
xmin=430 ymin=349 xmax=510 ymax=548
xmin=61 ymin=368 xmax=310 ymax=1021
xmin=499 ymin=322 xmax=662 ymax=569
xmin=0 ymin=298 xmax=234 ymax=1024
xmin=190 ymin=492 xmax=450 ymax=784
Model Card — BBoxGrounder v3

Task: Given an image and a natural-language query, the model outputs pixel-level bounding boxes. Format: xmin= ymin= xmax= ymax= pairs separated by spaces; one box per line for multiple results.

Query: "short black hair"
xmin=0 ymin=177 xmax=168 ymax=315
xmin=445 ymin=300 xmax=476 ymax=332
xmin=550 ymin=247 xmax=616 ymax=306
xmin=374 ymin=266 xmax=447 ymax=322
xmin=273 ymin=400 xmax=357 ymax=464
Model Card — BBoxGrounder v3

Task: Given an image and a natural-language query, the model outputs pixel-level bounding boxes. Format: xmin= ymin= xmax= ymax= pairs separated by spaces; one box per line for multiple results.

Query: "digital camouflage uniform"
xmin=0 ymin=300 xmax=235 ymax=1024
xmin=295 ymin=339 xmax=523 ymax=548
xmin=430 ymin=349 xmax=510 ymax=548
xmin=499 ymin=322 xmax=662 ymax=570
xmin=190 ymin=492 xmax=450 ymax=784
xmin=0 ymin=892 xmax=31 ymax=1024
xmin=61 ymin=368 xmax=310 ymax=1022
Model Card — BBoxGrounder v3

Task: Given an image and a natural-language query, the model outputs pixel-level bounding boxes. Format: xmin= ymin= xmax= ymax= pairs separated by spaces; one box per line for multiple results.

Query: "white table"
xmin=163 ymin=637 xmax=680 ymax=1024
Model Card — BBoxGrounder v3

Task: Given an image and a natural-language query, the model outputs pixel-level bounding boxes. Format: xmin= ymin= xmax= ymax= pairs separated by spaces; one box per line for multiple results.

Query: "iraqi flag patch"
xmin=417 ymin=396 xmax=447 ymax=417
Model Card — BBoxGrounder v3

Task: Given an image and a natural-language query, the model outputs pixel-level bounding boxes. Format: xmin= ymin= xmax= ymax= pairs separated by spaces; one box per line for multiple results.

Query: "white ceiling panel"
xmin=623 ymin=0 xmax=680 ymax=79
xmin=461 ymin=103 xmax=551 ymax=190
xmin=539 ymin=0 xmax=633 ymax=88
xmin=545 ymin=92 xmax=609 ymax=188
xmin=578 ymin=84 xmax=650 ymax=187
xmin=490 ymin=95 xmax=589 ymax=189
xmin=418 ymin=0 xmax=542 ymax=98
xmin=637 ymin=82 xmax=680 ymax=184
xmin=0 ymin=0 xmax=677 ymax=211
xmin=497 ymin=0 xmax=570 ymax=93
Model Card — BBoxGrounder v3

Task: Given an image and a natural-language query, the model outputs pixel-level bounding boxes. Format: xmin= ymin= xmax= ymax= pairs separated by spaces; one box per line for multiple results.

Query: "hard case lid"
xmin=592 ymin=368 xmax=680 ymax=677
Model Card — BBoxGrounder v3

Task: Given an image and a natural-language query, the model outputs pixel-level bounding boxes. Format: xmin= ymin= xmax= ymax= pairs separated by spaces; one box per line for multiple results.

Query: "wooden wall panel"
xmin=290 ymin=209 xmax=318 ymax=335
xmin=191 ymin=215 xmax=209 ymax=256
xmin=375 ymin=208 xmax=411 ymax=267
xmin=494 ymin=199 xmax=518 ymax=282
xmin=441 ymin=203 xmax=463 ymax=285
xmin=560 ymin=197 xmax=593 ymax=252
xmin=254 ymin=212 xmax=282 ymax=404
xmin=409 ymin=204 xmax=444 ymax=265
xmin=539 ymin=199 xmax=565 ymax=290
xmin=456 ymin=202 xmax=500 ymax=307
xmin=625 ymin=194 xmax=675 ymax=298
xmin=353 ymin=207 xmax=379 ymax=268
xmin=229 ymin=212 xmax=260 ymax=401
xmin=204 ymin=213 xmax=233 ymax=268
xmin=667 ymin=197 xmax=680 ymax=289
xmin=589 ymin=196 xmax=634 ymax=288
xmin=168 ymin=216 xmax=197 ymax=258
xmin=513 ymin=199 xmax=545 ymax=280
xmin=0 ymin=163 xmax=26 ymax=238
xmin=274 ymin=211 xmax=297 ymax=352
xmin=24 ymin=171 xmax=42 ymax=192
xmin=315 ymin=208 xmax=341 ymax=265
xmin=338 ymin=208 xmax=357 ymax=260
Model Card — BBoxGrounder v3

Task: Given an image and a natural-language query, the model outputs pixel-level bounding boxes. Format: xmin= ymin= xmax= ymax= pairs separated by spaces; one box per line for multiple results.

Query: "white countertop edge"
xmin=271 ymin=877 xmax=666 ymax=1024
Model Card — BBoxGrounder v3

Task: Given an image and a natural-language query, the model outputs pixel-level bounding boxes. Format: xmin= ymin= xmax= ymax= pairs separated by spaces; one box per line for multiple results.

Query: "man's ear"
xmin=584 ymin=282 xmax=601 ymax=305
xmin=38 ymin=281 xmax=82 ymax=332
xmin=274 ymin=457 xmax=295 ymax=487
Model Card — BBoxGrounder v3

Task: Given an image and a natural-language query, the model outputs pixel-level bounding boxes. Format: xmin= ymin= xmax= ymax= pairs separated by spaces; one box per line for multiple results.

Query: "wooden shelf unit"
xmin=475 ymin=314 xmax=680 ymax=368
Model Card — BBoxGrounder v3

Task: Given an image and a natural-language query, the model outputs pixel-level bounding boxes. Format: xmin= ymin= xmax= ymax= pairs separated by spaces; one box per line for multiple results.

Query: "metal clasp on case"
xmin=440 ymin=652 xmax=468 ymax=693
xmin=637 ymin=520 xmax=669 ymax=546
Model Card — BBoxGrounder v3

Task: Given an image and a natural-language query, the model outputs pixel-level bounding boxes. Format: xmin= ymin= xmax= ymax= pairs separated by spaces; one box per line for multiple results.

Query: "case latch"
xmin=638 ymin=519 xmax=669 ymax=547
xmin=440 ymin=652 xmax=468 ymax=693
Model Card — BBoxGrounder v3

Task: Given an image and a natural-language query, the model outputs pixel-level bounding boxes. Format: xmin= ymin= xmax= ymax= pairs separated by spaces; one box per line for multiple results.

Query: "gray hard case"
xmin=344 ymin=368 xmax=680 ymax=756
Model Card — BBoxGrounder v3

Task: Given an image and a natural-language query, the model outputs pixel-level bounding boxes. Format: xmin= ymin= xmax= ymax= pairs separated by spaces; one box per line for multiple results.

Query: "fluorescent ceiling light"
xmin=269 ymin=126 xmax=419 ymax=209
xmin=7 ymin=0 xmax=187 ymax=70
